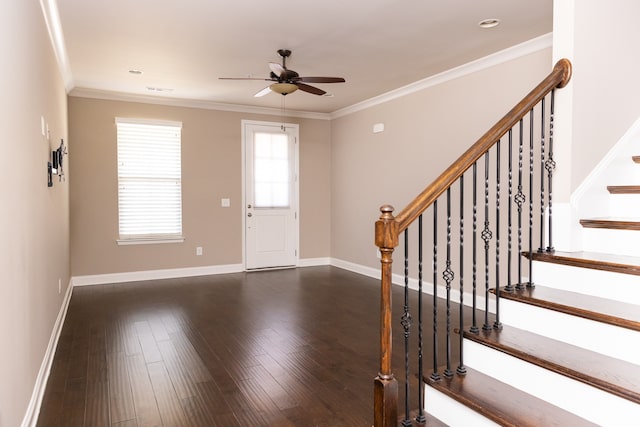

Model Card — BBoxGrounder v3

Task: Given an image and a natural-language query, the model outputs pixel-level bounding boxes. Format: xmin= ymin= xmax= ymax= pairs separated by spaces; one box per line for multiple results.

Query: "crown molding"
xmin=40 ymin=0 xmax=74 ymax=93
xmin=330 ymin=33 xmax=553 ymax=120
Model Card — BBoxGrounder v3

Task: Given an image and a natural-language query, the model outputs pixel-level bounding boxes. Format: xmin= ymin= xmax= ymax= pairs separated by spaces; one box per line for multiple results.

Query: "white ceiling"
xmin=55 ymin=0 xmax=553 ymax=114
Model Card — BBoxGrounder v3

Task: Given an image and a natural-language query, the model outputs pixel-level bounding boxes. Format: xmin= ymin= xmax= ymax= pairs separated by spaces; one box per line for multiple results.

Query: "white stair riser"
xmin=424 ymin=386 xmax=501 ymax=427
xmin=609 ymin=193 xmax=640 ymax=217
xmin=500 ymin=298 xmax=640 ymax=365
xmin=532 ymin=260 xmax=640 ymax=305
xmin=582 ymin=227 xmax=640 ymax=257
xmin=464 ymin=339 xmax=640 ymax=427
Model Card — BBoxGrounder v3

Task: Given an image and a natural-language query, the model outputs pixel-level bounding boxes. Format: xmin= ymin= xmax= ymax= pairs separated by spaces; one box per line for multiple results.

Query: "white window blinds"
xmin=116 ymin=118 xmax=183 ymax=242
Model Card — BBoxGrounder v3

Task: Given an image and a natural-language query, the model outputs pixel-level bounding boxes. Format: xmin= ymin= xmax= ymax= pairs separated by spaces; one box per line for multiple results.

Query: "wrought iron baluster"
xmin=457 ymin=177 xmax=467 ymax=375
xmin=443 ymin=188 xmax=454 ymax=378
xmin=516 ymin=119 xmax=525 ymax=290
xmin=539 ymin=97 xmax=546 ymax=252
xmin=431 ymin=201 xmax=440 ymax=381
xmin=506 ymin=129 xmax=514 ymax=292
xmin=401 ymin=232 xmax=412 ymax=427
xmin=482 ymin=152 xmax=493 ymax=331
xmin=547 ymin=90 xmax=556 ymax=253
xmin=494 ymin=141 xmax=502 ymax=330
xmin=416 ymin=214 xmax=426 ymax=424
xmin=470 ymin=163 xmax=479 ymax=334
xmin=528 ymin=109 xmax=534 ymax=287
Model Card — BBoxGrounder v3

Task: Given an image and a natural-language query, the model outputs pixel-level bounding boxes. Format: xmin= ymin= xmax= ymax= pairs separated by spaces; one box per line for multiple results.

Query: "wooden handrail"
xmin=394 ymin=58 xmax=572 ymax=233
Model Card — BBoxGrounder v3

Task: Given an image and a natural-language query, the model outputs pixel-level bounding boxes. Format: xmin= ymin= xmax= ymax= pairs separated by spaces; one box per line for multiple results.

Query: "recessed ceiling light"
xmin=128 ymin=69 xmax=144 ymax=75
xmin=478 ymin=18 xmax=500 ymax=29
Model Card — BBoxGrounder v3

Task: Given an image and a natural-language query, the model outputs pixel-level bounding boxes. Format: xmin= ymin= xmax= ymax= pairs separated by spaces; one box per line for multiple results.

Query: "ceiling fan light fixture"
xmin=270 ymin=82 xmax=298 ymax=95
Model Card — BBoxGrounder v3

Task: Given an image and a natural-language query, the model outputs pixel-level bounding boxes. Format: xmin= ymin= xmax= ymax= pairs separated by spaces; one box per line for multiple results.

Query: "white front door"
xmin=243 ymin=121 xmax=298 ymax=270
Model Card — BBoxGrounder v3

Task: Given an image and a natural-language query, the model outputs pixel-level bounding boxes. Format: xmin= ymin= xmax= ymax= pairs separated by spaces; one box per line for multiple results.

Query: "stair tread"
xmin=493 ymin=284 xmax=640 ymax=331
xmin=607 ymin=185 xmax=640 ymax=194
xmin=526 ymin=250 xmax=640 ymax=276
xmin=427 ymin=366 xmax=598 ymax=427
xmin=462 ymin=325 xmax=640 ymax=404
xmin=580 ymin=217 xmax=640 ymax=230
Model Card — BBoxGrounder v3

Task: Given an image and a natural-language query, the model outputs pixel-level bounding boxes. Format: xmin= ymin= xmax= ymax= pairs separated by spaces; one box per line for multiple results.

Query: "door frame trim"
xmin=241 ymin=119 xmax=299 ymax=271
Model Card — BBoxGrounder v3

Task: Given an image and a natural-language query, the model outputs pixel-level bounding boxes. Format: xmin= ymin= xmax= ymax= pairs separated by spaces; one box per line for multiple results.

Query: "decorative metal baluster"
xmin=401 ymin=232 xmax=412 ymax=427
xmin=482 ymin=152 xmax=493 ymax=331
xmin=494 ymin=141 xmax=502 ymax=330
xmin=416 ymin=214 xmax=426 ymax=424
xmin=506 ymin=129 xmax=514 ymax=292
xmin=431 ymin=201 xmax=441 ymax=381
xmin=547 ymin=90 xmax=556 ymax=253
xmin=528 ymin=109 xmax=534 ymax=287
xmin=539 ymin=97 xmax=546 ymax=252
xmin=443 ymin=188 xmax=454 ymax=378
xmin=470 ymin=163 xmax=479 ymax=334
xmin=457 ymin=177 xmax=467 ymax=375
xmin=516 ymin=119 xmax=525 ymax=290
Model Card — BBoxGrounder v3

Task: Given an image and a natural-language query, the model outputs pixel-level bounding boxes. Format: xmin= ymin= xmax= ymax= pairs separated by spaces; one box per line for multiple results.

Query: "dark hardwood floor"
xmin=37 ymin=266 xmax=455 ymax=426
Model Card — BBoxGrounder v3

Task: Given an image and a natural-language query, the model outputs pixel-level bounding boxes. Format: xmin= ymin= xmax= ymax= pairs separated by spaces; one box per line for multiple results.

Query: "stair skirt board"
xmin=499 ymin=298 xmax=639 ymax=365
xmin=463 ymin=339 xmax=640 ymax=427
xmin=532 ymin=260 xmax=640 ymax=305
xmin=424 ymin=386 xmax=501 ymax=427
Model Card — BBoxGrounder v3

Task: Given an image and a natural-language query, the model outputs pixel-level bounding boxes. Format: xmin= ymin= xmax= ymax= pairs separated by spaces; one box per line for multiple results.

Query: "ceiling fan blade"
xmin=296 ymin=82 xmax=326 ymax=96
xmin=219 ymin=77 xmax=271 ymax=81
xmin=254 ymin=86 xmax=272 ymax=97
xmin=269 ymin=62 xmax=286 ymax=77
xmin=296 ymin=76 xmax=346 ymax=83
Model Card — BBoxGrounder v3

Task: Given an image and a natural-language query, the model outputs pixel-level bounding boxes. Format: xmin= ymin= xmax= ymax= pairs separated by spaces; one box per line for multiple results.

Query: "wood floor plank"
xmin=126 ymin=354 xmax=163 ymax=427
xmin=146 ymin=361 xmax=191 ymax=426
xmin=107 ymin=353 xmax=136 ymax=423
xmin=60 ymin=377 xmax=87 ymax=427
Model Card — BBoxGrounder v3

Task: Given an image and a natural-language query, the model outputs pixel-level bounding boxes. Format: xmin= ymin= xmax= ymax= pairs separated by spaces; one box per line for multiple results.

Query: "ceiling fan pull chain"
xmin=281 ymin=95 xmax=286 ymax=131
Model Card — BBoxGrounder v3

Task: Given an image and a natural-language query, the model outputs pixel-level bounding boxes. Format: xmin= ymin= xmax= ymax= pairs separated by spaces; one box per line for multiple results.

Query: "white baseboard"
xmin=72 ymin=263 xmax=244 ymax=286
xmin=21 ymin=279 xmax=74 ymax=427
xmin=297 ymin=257 xmax=331 ymax=267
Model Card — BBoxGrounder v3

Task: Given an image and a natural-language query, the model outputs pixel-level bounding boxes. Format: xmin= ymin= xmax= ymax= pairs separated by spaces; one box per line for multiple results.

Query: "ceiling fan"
xmin=219 ymin=49 xmax=345 ymax=97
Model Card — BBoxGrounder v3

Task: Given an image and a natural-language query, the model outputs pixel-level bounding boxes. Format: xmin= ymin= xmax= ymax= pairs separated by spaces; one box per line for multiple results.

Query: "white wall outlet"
xmin=196 ymin=246 xmax=203 ymax=256
xmin=376 ymin=249 xmax=381 ymax=259
xmin=373 ymin=123 xmax=385 ymax=133
xmin=58 ymin=278 xmax=61 ymax=294
xmin=41 ymin=116 xmax=46 ymax=136
xmin=221 ymin=198 xmax=230 ymax=207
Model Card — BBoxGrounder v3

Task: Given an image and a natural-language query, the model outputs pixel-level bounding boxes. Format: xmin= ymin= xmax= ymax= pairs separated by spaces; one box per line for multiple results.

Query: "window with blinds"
xmin=116 ymin=118 xmax=183 ymax=243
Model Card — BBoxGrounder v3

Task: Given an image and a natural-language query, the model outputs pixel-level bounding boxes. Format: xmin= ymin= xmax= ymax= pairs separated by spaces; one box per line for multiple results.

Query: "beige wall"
xmin=0 ymin=2 xmax=69 ymax=426
xmin=330 ymin=49 xmax=552 ymax=270
xmin=69 ymin=98 xmax=331 ymax=276
xmin=568 ymin=0 xmax=640 ymax=193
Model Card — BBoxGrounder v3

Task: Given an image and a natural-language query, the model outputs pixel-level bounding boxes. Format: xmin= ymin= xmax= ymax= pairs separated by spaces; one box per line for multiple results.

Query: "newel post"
xmin=374 ymin=205 xmax=399 ymax=427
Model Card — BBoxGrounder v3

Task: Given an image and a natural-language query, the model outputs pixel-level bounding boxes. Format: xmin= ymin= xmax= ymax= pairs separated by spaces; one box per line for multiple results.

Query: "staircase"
xmin=423 ymin=155 xmax=640 ymax=426
xmin=372 ymin=60 xmax=640 ymax=427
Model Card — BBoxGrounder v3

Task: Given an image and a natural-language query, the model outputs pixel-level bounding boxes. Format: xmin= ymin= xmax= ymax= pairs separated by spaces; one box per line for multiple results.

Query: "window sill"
xmin=117 ymin=236 xmax=185 ymax=246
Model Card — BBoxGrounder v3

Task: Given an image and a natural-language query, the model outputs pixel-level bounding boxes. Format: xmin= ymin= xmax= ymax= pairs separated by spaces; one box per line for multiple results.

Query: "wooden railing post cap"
xmin=379 ymin=205 xmax=395 ymax=219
